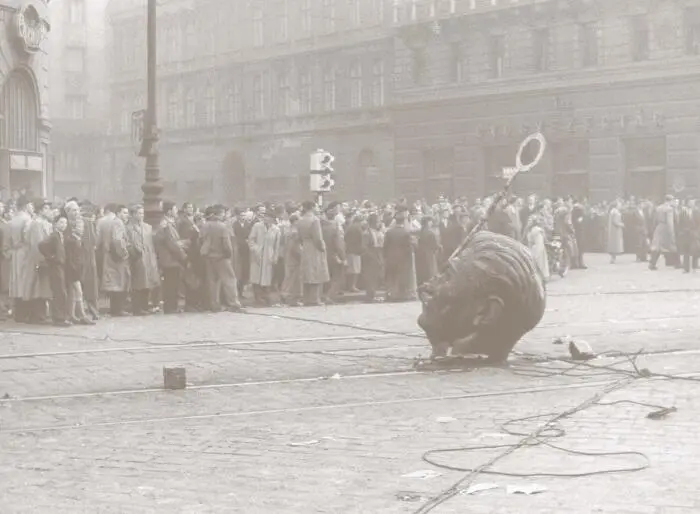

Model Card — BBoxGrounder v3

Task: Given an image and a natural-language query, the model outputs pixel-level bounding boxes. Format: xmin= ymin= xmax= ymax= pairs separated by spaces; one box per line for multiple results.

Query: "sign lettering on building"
xmin=13 ymin=4 xmax=49 ymax=55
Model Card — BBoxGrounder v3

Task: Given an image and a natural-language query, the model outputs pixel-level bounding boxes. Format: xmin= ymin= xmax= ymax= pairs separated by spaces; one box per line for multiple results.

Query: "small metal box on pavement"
xmin=163 ymin=367 xmax=187 ymax=390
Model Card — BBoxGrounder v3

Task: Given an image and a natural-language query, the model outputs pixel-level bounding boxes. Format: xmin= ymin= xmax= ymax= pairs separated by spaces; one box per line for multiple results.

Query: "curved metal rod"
xmin=432 ymin=132 xmax=547 ymax=280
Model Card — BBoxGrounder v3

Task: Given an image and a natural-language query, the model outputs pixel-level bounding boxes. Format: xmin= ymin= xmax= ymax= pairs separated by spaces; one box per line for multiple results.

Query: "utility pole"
xmin=141 ymin=0 xmax=163 ymax=227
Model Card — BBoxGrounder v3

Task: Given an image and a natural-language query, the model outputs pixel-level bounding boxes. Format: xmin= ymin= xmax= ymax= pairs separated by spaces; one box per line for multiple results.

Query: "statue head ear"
xmin=473 ymin=295 xmax=505 ymax=328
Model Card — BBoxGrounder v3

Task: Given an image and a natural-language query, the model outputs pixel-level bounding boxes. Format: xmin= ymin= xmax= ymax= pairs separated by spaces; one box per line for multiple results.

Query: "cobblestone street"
xmin=2 ymin=254 xmax=700 ymax=513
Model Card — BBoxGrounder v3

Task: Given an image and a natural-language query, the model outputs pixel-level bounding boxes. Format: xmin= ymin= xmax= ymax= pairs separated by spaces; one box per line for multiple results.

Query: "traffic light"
xmin=309 ymin=149 xmax=335 ymax=193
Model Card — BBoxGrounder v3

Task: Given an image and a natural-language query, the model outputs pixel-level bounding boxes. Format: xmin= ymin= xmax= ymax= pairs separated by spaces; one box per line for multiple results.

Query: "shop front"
xmin=393 ymin=74 xmax=700 ymax=202
xmin=0 ymin=1 xmax=51 ymax=200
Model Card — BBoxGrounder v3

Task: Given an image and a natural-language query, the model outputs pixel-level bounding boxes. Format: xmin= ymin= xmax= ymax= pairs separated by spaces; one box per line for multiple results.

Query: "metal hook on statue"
xmin=441 ymin=132 xmax=547 ymax=267
xmin=502 ymin=132 xmax=547 ymax=184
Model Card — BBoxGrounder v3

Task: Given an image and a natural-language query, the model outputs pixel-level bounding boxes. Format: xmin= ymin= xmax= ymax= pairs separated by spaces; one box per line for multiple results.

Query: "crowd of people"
xmin=0 ymin=190 xmax=691 ymax=326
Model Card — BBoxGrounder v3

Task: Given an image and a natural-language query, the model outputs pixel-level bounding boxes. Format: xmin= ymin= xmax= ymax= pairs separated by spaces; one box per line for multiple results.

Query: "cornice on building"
xmin=391 ymin=52 xmax=700 ymax=110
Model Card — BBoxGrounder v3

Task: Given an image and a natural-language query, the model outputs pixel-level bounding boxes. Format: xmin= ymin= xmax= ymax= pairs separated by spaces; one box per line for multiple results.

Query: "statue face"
xmin=418 ymin=231 xmax=546 ymax=363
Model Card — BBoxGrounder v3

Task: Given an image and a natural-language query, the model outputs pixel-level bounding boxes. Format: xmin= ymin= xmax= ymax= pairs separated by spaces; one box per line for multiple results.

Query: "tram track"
xmin=2 ymin=346 xmax=699 ymax=406
xmin=4 ymin=367 xmax=700 ymax=435
xmin=0 ymin=333 xmax=415 ymax=360
xmin=0 ymin=307 xmax=697 ymax=362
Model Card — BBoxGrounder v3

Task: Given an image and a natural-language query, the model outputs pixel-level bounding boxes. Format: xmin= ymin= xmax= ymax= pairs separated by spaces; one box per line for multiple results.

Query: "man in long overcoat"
xmin=199 ymin=204 xmax=242 ymax=312
xmin=297 ymin=201 xmax=329 ymax=306
xmin=23 ymin=200 xmax=54 ymax=323
xmin=79 ymin=203 xmax=100 ymax=320
xmin=8 ymin=198 xmax=33 ymax=322
xmin=677 ymin=199 xmax=700 ymax=273
xmin=383 ymin=208 xmax=415 ymax=302
xmin=248 ymin=211 xmax=281 ymax=305
xmin=0 ymin=201 xmax=10 ymax=319
xmin=649 ymin=195 xmax=677 ymax=270
xmin=321 ymin=202 xmax=346 ymax=303
xmin=154 ymin=201 xmax=187 ymax=314
xmin=95 ymin=203 xmax=116 ymax=287
xmin=127 ymin=205 xmax=160 ymax=314
xmin=101 ymin=205 xmax=131 ymax=316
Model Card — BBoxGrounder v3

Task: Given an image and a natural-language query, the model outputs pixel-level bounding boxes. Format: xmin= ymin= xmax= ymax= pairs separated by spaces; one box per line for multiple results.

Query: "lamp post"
xmin=141 ymin=0 xmax=163 ymax=227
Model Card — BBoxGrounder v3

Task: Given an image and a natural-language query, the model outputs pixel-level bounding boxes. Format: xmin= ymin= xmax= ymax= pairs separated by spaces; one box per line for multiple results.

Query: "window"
xmin=120 ymin=97 xmax=130 ymax=133
xmin=253 ymin=73 xmax=267 ymax=118
xmin=67 ymin=95 xmax=86 ymax=119
xmin=579 ymin=22 xmax=599 ymax=67
xmin=184 ymin=20 xmax=196 ymax=59
xmin=65 ymin=48 xmax=85 ymax=73
xmin=489 ymin=34 xmax=505 ymax=78
xmin=184 ymin=89 xmax=195 ymax=127
xmin=375 ymin=0 xmax=384 ymax=23
xmin=392 ymin=0 xmax=400 ymax=24
xmin=685 ymin=8 xmax=700 ymax=55
xmin=631 ymin=15 xmax=650 ymax=62
xmin=323 ymin=67 xmax=336 ymax=111
xmin=167 ymin=23 xmax=179 ymax=63
xmin=167 ymin=88 xmax=179 ymax=127
xmin=204 ymin=85 xmax=216 ymax=125
xmin=350 ymin=60 xmax=363 ymax=108
xmin=278 ymin=1 xmax=289 ymax=42
xmin=301 ymin=0 xmax=312 ymax=33
xmin=226 ymin=82 xmax=241 ymax=123
xmin=253 ymin=8 xmax=264 ymax=47
xmin=350 ymin=0 xmax=361 ymax=26
xmin=533 ymin=28 xmax=550 ymax=72
xmin=411 ymin=49 xmax=426 ymax=85
xmin=449 ymin=43 xmax=463 ymax=82
xmin=323 ymin=0 xmax=335 ymax=33
xmin=299 ymin=69 xmax=312 ymax=114
xmin=370 ymin=60 xmax=384 ymax=107
xmin=69 ymin=0 xmax=84 ymax=24
xmin=278 ymin=71 xmax=291 ymax=116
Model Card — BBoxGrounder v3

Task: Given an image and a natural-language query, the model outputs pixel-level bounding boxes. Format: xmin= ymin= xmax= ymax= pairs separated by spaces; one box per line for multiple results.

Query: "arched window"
xmin=0 ymin=70 xmax=39 ymax=151
xmin=350 ymin=60 xmax=363 ymax=109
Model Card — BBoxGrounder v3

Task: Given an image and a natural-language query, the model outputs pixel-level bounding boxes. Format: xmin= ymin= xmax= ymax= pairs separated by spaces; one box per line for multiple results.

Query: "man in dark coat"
xmin=199 ymin=204 xmax=243 ymax=312
xmin=439 ymin=209 xmax=465 ymax=265
xmin=232 ymin=208 xmax=253 ymax=298
xmin=154 ymin=202 xmax=187 ymax=314
xmin=383 ymin=207 xmax=414 ymax=302
xmin=321 ymin=201 xmax=346 ymax=303
xmin=677 ymin=199 xmax=700 ymax=273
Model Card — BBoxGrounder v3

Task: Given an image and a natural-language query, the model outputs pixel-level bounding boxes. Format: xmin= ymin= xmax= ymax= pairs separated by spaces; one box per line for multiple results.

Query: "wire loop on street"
xmin=412 ymin=350 xmax=697 ymax=514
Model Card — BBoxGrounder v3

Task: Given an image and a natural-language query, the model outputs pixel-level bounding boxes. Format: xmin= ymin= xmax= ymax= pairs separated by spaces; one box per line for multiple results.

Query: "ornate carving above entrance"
xmin=12 ymin=2 xmax=50 ymax=55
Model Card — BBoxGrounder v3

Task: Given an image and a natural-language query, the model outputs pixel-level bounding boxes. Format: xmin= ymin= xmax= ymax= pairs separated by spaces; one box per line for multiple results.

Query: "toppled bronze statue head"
xmin=417 ymin=231 xmax=546 ymax=363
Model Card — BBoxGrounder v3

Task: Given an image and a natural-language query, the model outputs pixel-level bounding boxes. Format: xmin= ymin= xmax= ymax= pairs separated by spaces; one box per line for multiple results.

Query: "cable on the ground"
xmin=242 ymin=309 xmax=425 ymax=338
xmin=412 ymin=377 xmax=636 ymax=514
xmin=412 ymin=349 xmax=699 ymax=513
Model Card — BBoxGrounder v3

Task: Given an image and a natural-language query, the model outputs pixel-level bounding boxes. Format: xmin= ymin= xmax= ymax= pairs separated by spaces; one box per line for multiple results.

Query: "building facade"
xmin=48 ymin=0 xmax=110 ymax=201
xmin=392 ymin=0 xmax=700 ymax=202
xmin=0 ymin=0 xmax=51 ymax=199
xmin=105 ymin=0 xmax=395 ymax=206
